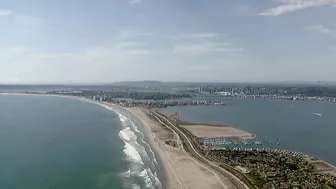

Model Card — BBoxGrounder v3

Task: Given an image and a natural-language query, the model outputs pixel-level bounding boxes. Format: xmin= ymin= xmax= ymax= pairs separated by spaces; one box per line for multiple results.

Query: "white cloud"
xmin=187 ymin=33 xmax=218 ymax=38
xmin=0 ymin=29 xmax=246 ymax=83
xmin=119 ymin=30 xmax=151 ymax=39
xmin=171 ymin=33 xmax=220 ymax=40
xmin=0 ymin=9 xmax=12 ymax=16
xmin=129 ymin=0 xmax=142 ymax=5
xmin=259 ymin=0 xmax=336 ymax=16
xmin=115 ymin=42 xmax=143 ymax=49
xmin=173 ymin=42 xmax=243 ymax=53
xmin=305 ymin=25 xmax=332 ymax=34
xmin=305 ymin=24 xmax=335 ymax=37
xmin=0 ymin=42 xmax=158 ymax=83
xmin=239 ymin=5 xmax=252 ymax=10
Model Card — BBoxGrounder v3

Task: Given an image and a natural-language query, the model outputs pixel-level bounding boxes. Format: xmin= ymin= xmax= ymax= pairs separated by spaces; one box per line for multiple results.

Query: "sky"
xmin=0 ymin=0 xmax=336 ymax=84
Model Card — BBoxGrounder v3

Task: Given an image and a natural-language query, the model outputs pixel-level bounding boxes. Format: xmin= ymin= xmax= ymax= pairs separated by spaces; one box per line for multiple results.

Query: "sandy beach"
xmin=104 ymin=102 xmax=238 ymax=189
xmin=159 ymin=110 xmax=255 ymax=140
xmin=180 ymin=125 xmax=255 ymax=139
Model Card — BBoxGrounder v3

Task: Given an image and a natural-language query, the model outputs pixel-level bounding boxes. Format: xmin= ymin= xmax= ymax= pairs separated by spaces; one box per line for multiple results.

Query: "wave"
xmin=78 ymin=99 xmax=162 ymax=189
xmin=116 ymin=112 xmax=162 ymax=189
xmin=129 ymin=121 xmax=159 ymax=166
xmin=131 ymin=184 xmax=142 ymax=189
xmin=122 ymin=141 xmax=145 ymax=165
xmin=3 ymin=96 xmax=163 ymax=189
xmin=138 ymin=169 xmax=155 ymax=189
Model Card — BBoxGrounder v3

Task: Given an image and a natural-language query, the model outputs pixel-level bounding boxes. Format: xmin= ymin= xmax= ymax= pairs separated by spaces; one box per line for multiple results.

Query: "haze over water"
xmin=164 ymin=98 xmax=336 ymax=165
xmin=0 ymin=94 xmax=161 ymax=189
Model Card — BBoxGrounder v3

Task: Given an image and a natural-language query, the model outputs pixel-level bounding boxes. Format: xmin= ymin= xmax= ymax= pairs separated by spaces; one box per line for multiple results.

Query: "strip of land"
xmin=159 ymin=110 xmax=255 ymax=140
xmin=8 ymin=93 xmax=336 ymax=188
xmin=105 ymin=102 xmax=239 ymax=189
xmin=181 ymin=125 xmax=255 ymax=139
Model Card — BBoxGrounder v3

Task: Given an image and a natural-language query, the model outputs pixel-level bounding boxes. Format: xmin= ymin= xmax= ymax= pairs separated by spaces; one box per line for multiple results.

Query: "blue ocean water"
xmin=163 ymin=98 xmax=336 ymax=165
xmin=0 ymin=94 xmax=162 ymax=189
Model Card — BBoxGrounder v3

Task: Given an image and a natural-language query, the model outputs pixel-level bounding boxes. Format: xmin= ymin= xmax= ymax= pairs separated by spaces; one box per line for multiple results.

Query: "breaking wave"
xmin=117 ymin=112 xmax=162 ymax=189
xmin=76 ymin=99 xmax=162 ymax=189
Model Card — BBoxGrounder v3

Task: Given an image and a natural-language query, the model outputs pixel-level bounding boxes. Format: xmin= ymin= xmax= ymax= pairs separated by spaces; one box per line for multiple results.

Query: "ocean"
xmin=163 ymin=98 xmax=336 ymax=165
xmin=0 ymin=94 xmax=162 ymax=189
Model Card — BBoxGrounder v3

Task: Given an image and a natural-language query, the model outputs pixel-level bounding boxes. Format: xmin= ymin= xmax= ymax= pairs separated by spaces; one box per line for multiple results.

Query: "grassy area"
xmin=219 ymin=164 xmax=258 ymax=189
xmin=246 ymin=173 xmax=266 ymax=188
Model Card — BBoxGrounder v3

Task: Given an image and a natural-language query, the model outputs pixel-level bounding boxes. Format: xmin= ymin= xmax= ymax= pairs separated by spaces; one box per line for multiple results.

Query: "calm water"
xmin=0 ymin=94 xmax=162 ymax=189
xmin=164 ymin=98 xmax=336 ymax=165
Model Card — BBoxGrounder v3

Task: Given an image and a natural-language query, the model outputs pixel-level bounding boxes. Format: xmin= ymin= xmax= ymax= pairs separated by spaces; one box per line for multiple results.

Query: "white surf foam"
xmin=131 ymin=184 xmax=141 ymax=189
xmin=130 ymin=121 xmax=159 ymax=166
xmin=146 ymin=167 xmax=162 ymax=188
xmin=122 ymin=141 xmax=144 ymax=165
xmin=116 ymin=112 xmax=162 ymax=189
xmin=119 ymin=127 xmax=151 ymax=163
xmin=78 ymin=99 xmax=162 ymax=189
xmin=139 ymin=169 xmax=155 ymax=189
xmin=119 ymin=127 xmax=138 ymax=142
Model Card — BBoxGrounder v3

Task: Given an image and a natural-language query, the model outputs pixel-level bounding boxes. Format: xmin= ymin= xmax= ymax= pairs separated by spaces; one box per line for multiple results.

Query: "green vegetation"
xmin=207 ymin=149 xmax=336 ymax=188
xmin=247 ymin=173 xmax=265 ymax=188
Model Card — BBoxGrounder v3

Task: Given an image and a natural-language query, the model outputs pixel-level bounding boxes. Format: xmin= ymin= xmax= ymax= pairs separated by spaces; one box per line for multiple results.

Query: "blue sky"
xmin=0 ymin=0 xmax=336 ymax=84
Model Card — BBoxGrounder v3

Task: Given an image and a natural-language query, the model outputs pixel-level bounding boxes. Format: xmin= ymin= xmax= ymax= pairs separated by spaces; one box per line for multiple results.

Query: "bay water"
xmin=163 ymin=98 xmax=336 ymax=165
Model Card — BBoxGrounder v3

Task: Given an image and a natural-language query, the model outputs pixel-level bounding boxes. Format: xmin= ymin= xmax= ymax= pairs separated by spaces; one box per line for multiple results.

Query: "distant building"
xmin=100 ymin=97 xmax=103 ymax=101
xmin=93 ymin=96 xmax=96 ymax=101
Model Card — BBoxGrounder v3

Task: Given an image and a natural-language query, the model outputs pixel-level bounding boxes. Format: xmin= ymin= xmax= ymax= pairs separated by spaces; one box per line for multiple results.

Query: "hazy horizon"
xmin=1 ymin=0 xmax=336 ymax=83
xmin=1 ymin=80 xmax=336 ymax=86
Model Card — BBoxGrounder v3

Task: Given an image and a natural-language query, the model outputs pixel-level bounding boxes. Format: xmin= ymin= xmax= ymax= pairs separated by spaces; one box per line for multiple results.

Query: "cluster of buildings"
xmin=206 ymin=148 xmax=336 ymax=188
xmin=105 ymin=99 xmax=224 ymax=108
xmin=197 ymin=85 xmax=336 ymax=103
xmin=47 ymin=90 xmax=193 ymax=101
xmin=45 ymin=90 xmax=227 ymax=108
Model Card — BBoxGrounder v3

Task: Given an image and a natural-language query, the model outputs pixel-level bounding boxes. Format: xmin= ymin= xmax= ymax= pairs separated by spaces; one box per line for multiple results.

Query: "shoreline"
xmin=0 ymin=93 xmax=170 ymax=189
xmin=2 ymin=93 xmax=336 ymax=187
xmin=104 ymin=102 xmax=237 ymax=189
xmin=102 ymin=102 xmax=173 ymax=189
xmin=159 ymin=109 xmax=256 ymax=140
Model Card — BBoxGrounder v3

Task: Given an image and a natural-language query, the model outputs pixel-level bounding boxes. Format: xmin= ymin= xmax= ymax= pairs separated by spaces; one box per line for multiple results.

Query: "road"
xmin=147 ymin=109 xmax=250 ymax=189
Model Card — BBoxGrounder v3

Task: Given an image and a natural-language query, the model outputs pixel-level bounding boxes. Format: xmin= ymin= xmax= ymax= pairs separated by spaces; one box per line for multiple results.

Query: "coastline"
xmin=104 ymin=102 xmax=238 ymax=189
xmin=103 ymin=102 xmax=175 ymax=189
xmin=159 ymin=110 xmax=256 ymax=140
xmin=3 ymin=93 xmax=336 ymax=188
xmin=0 ymin=93 xmax=169 ymax=189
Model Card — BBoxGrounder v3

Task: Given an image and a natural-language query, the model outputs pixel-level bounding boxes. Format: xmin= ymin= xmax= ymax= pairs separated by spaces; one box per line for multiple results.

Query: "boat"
xmin=312 ymin=112 xmax=322 ymax=116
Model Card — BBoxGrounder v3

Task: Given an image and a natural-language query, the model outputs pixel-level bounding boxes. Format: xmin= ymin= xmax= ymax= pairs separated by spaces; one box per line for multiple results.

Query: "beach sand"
xmin=159 ymin=110 xmax=254 ymax=140
xmin=180 ymin=125 xmax=255 ymax=139
xmin=109 ymin=104 xmax=238 ymax=189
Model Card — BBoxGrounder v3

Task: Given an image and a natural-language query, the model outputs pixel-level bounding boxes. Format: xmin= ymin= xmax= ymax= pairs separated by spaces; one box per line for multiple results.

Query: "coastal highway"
xmin=147 ymin=109 xmax=250 ymax=189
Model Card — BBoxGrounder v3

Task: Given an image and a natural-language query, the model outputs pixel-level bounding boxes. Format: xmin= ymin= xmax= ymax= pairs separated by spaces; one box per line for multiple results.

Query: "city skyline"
xmin=1 ymin=0 xmax=336 ymax=84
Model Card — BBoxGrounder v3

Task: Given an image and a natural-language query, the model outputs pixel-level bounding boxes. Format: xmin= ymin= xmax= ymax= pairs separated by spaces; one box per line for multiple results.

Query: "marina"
xmin=163 ymin=98 xmax=336 ymax=165
xmin=200 ymin=136 xmax=286 ymax=149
